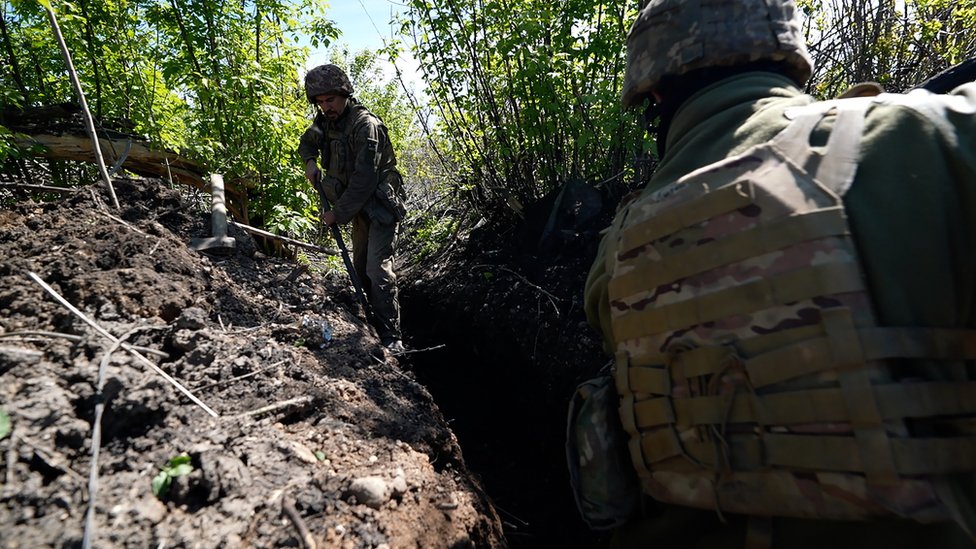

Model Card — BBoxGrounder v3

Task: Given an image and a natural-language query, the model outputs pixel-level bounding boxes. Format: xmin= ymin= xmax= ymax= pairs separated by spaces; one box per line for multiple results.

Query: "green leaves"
xmin=0 ymin=409 xmax=10 ymax=440
xmin=151 ymin=454 xmax=193 ymax=498
xmin=403 ymin=0 xmax=643 ymax=209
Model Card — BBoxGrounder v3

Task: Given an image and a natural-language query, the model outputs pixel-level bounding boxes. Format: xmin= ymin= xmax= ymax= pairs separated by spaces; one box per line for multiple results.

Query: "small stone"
xmin=175 ymin=307 xmax=208 ymax=330
xmin=347 ymin=476 xmax=391 ymax=509
xmin=284 ymin=440 xmax=319 ymax=464
xmin=390 ymin=470 xmax=408 ymax=497
xmin=132 ymin=495 xmax=167 ymax=524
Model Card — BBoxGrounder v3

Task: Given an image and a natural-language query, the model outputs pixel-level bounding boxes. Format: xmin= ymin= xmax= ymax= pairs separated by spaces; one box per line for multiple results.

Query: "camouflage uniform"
xmin=299 ymin=67 xmax=405 ymax=345
xmin=580 ymin=0 xmax=976 ymax=546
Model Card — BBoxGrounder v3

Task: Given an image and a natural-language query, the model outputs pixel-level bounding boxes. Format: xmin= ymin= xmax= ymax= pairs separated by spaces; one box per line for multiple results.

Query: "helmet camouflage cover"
xmin=621 ymin=0 xmax=814 ymax=107
xmin=304 ymin=64 xmax=354 ymax=103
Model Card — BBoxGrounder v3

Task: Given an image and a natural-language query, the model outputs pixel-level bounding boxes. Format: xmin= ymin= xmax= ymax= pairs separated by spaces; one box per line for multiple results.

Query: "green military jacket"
xmin=298 ymin=99 xmax=403 ymax=225
xmin=584 ymin=72 xmax=976 ymax=548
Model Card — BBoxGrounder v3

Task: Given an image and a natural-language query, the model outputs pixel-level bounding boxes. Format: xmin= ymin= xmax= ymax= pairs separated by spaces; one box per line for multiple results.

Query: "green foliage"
xmin=151 ymin=454 xmax=193 ymax=498
xmin=412 ymin=212 xmax=457 ymax=260
xmin=0 ymin=0 xmax=338 ymax=234
xmin=0 ymin=409 xmax=10 ymax=440
xmin=403 ymin=0 xmax=645 ymax=211
xmin=798 ymin=0 xmax=976 ymax=97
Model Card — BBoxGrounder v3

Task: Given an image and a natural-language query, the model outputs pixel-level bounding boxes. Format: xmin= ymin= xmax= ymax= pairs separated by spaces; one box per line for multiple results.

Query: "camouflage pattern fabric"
xmin=566 ymin=373 xmax=641 ymax=529
xmin=585 ymin=70 xmax=976 ymax=549
xmin=621 ymin=0 xmax=812 ymax=106
xmin=609 ymin=99 xmax=976 ymax=522
xmin=298 ymin=98 xmax=404 ymax=342
xmin=304 ymin=64 xmax=354 ymax=102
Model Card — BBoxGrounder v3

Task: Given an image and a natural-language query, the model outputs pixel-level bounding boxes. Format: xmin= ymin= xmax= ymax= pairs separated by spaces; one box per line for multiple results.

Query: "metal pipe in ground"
xmin=190 ymin=174 xmax=237 ymax=254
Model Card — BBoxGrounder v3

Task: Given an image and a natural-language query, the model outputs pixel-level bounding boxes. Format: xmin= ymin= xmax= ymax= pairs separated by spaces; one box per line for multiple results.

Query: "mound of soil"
xmin=0 ymin=178 xmax=504 ymax=548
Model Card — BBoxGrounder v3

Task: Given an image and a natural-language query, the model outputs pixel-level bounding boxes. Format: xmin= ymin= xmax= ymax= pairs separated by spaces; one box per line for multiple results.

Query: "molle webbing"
xmin=608 ymin=99 xmax=976 ymax=521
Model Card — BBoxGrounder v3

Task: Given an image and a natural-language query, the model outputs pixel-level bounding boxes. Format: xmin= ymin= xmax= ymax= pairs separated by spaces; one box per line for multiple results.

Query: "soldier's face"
xmin=315 ymin=94 xmax=348 ymax=120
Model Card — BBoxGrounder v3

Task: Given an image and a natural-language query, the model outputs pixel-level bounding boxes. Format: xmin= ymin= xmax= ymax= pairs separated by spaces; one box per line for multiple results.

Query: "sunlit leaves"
xmin=403 ymin=0 xmax=643 ymax=210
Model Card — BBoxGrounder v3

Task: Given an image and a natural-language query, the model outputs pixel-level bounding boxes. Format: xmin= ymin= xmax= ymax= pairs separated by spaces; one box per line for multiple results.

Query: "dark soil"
xmin=0 ymin=169 xmax=624 ymax=548
xmin=0 ymin=178 xmax=505 ymax=548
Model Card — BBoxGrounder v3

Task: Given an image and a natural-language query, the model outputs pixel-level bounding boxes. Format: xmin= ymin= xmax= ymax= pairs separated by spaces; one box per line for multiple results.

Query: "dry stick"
xmin=228 ymin=221 xmax=340 ymax=256
xmin=83 ymin=327 xmax=140 ymax=549
xmin=192 ymin=360 xmax=285 ymax=392
xmin=234 ymin=396 xmax=313 ymax=419
xmin=26 ymin=271 xmax=218 ymax=417
xmin=472 ymin=265 xmax=561 ymax=315
xmin=18 ymin=434 xmax=87 ymax=488
xmin=389 ymin=343 xmax=446 ymax=357
xmin=0 ymin=182 xmax=77 ymax=194
xmin=4 ymin=428 xmax=16 ymax=493
xmin=43 ymin=5 xmax=119 ymax=209
xmin=96 ymin=209 xmax=148 ymax=236
xmin=0 ymin=331 xmax=168 ymax=358
xmin=281 ymin=493 xmax=317 ymax=549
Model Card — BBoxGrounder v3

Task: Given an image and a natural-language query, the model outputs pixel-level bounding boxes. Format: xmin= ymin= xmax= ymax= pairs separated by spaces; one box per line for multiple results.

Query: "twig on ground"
xmin=389 ymin=343 xmax=446 ymax=357
xmin=96 ymin=210 xmax=148 ymax=236
xmin=18 ymin=434 xmax=87 ymax=488
xmin=234 ymin=396 xmax=314 ymax=419
xmin=229 ymin=221 xmax=340 ymax=256
xmin=83 ymin=327 xmax=140 ymax=549
xmin=0 ymin=182 xmax=77 ymax=194
xmin=472 ymin=265 xmax=562 ymax=315
xmin=27 ymin=271 xmax=218 ymax=417
xmin=4 ymin=428 xmax=17 ymax=494
xmin=282 ymin=493 xmax=317 ymax=549
xmin=193 ymin=361 xmax=285 ymax=392
xmin=0 ymin=330 xmax=84 ymax=342
xmin=0 ymin=331 xmax=168 ymax=358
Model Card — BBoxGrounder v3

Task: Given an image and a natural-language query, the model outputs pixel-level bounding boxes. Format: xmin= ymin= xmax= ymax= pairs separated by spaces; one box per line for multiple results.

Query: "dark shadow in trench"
xmin=399 ymin=317 xmax=607 ymax=549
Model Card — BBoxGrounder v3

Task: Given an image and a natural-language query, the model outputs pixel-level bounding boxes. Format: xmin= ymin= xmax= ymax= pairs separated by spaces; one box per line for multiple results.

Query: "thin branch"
xmin=43 ymin=5 xmax=119 ymax=209
xmin=389 ymin=343 xmax=445 ymax=357
xmin=192 ymin=361 xmax=285 ymax=392
xmin=0 ymin=330 xmax=168 ymax=358
xmin=0 ymin=182 xmax=77 ymax=194
xmin=26 ymin=271 xmax=218 ymax=417
xmin=229 ymin=221 xmax=339 ymax=256
xmin=234 ymin=396 xmax=314 ymax=419
xmin=471 ymin=265 xmax=561 ymax=315
xmin=282 ymin=493 xmax=317 ymax=549
xmin=83 ymin=326 xmax=142 ymax=549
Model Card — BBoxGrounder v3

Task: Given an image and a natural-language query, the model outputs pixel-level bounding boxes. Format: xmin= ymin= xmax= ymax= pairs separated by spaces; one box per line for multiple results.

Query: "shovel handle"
xmin=316 ymin=175 xmax=373 ymax=320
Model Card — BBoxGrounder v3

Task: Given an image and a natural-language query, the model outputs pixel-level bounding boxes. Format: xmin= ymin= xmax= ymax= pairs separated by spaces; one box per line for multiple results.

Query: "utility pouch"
xmin=319 ymin=175 xmax=343 ymax=205
xmin=376 ymin=171 xmax=407 ymax=221
xmin=566 ymin=367 xmax=641 ymax=530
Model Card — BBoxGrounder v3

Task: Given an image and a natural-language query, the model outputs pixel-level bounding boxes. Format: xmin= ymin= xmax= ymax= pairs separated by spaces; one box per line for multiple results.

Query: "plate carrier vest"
xmin=607 ymin=97 xmax=976 ymax=523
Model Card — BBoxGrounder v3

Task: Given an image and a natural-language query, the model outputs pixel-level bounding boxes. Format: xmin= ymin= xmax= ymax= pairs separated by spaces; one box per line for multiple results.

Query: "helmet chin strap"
xmin=644 ymin=101 xmax=668 ymax=160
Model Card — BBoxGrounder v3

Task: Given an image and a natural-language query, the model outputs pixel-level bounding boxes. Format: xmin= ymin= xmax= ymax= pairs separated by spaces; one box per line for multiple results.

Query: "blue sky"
xmin=327 ymin=0 xmax=406 ymax=52
xmin=304 ymin=0 xmax=423 ymax=92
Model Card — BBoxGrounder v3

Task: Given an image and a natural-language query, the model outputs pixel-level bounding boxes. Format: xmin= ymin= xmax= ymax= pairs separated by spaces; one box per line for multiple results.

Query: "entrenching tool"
xmin=190 ymin=174 xmax=237 ymax=254
xmin=315 ymin=173 xmax=373 ymax=321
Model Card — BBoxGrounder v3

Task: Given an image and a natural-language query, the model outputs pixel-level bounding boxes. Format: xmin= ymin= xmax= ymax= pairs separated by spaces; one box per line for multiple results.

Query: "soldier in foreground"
xmin=299 ymin=64 xmax=407 ymax=353
xmin=571 ymin=0 xmax=976 ymax=547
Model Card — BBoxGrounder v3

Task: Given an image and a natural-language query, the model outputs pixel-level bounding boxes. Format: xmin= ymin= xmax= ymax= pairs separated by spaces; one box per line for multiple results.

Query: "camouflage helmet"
xmin=621 ymin=0 xmax=813 ymax=107
xmin=304 ymin=64 xmax=354 ymax=102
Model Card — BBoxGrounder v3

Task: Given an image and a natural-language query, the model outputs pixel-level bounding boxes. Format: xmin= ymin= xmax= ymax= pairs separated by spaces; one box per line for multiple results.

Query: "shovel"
xmin=190 ymin=174 xmax=237 ymax=254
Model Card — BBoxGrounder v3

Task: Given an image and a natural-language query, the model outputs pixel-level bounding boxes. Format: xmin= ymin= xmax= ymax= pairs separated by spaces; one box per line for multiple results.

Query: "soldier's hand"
xmin=305 ymin=160 xmax=321 ymax=185
xmin=321 ymin=210 xmax=337 ymax=227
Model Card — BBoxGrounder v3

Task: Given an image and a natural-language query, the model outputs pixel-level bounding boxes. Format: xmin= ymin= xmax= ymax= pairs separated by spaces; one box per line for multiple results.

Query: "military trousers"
xmin=350 ymin=213 xmax=401 ymax=342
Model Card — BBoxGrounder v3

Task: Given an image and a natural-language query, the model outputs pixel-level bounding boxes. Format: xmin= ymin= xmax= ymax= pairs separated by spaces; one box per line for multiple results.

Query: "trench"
xmin=400 ymin=287 xmax=608 ymax=549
